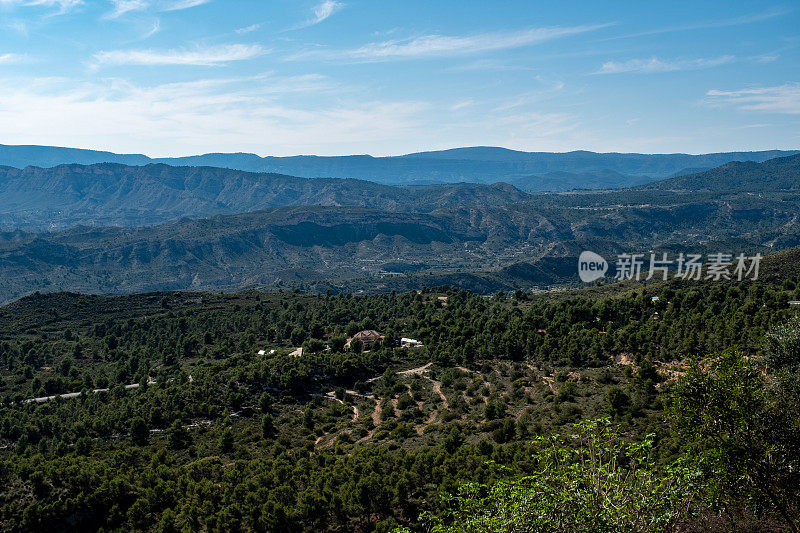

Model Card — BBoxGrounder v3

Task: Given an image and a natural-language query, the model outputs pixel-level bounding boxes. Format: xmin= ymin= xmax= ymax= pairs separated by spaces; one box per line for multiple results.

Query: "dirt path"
xmin=24 ymin=378 xmax=157 ymax=404
xmin=322 ymin=391 xmax=360 ymax=422
xmin=355 ymin=397 xmax=382 ymax=444
xmin=418 ymin=401 xmax=438 ymax=434
xmin=356 ymin=362 xmax=451 ymax=442
xmin=398 ymin=362 xmax=433 ymax=376
xmin=432 ymin=380 xmax=448 ymax=409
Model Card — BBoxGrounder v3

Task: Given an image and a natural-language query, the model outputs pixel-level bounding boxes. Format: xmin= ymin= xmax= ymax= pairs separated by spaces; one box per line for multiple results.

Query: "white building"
xmin=401 ymin=337 xmax=422 ymax=347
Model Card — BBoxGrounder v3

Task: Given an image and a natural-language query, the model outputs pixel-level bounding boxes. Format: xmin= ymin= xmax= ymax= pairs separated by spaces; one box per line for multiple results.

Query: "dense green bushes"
xmin=410 ymin=419 xmax=704 ymax=533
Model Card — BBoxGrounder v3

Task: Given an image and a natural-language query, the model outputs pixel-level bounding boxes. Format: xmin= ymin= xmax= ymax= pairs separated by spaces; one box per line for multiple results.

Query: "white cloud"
xmin=448 ymin=58 xmax=534 ymax=72
xmin=140 ymin=19 xmax=160 ymax=39
xmin=493 ymin=111 xmax=576 ymax=136
xmin=753 ymin=53 xmax=779 ymax=63
xmin=293 ymin=24 xmax=609 ymax=61
xmin=493 ymin=80 xmax=566 ymax=111
xmin=293 ymin=0 xmax=342 ymax=28
xmin=354 ymin=25 xmax=607 ymax=60
xmin=450 ymin=99 xmax=475 ymax=111
xmin=5 ymin=20 xmax=28 ymax=34
xmin=0 ymin=53 xmax=28 ymax=64
xmin=0 ymin=74 xmax=430 ymax=156
xmin=235 ymin=23 xmax=260 ymax=35
xmin=706 ymin=83 xmax=800 ymax=114
xmin=312 ymin=0 xmax=341 ymax=23
xmin=0 ymin=0 xmax=82 ymax=14
xmin=105 ymin=0 xmax=209 ymax=18
xmin=625 ymin=7 xmax=789 ymax=38
xmin=596 ymin=55 xmax=734 ymax=74
xmin=161 ymin=0 xmax=209 ymax=11
xmin=92 ymin=43 xmax=266 ymax=67
xmin=105 ymin=0 xmax=147 ymax=18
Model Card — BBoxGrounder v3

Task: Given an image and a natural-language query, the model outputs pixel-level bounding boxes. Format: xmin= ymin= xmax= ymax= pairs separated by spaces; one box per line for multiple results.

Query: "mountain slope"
xmin=0 ymin=163 xmax=530 ymax=229
xmin=1 ymin=183 xmax=798 ymax=303
xmin=1 ymin=154 xmax=800 ymax=301
xmin=1 ymin=143 xmax=795 ymax=189
xmin=644 ymin=153 xmax=800 ymax=192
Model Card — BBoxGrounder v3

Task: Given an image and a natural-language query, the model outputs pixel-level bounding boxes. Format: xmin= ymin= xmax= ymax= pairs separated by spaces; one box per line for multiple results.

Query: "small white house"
xmin=401 ymin=337 xmax=423 ymax=347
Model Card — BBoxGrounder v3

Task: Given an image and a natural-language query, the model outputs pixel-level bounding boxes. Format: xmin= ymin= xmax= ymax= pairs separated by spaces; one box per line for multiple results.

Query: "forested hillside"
xmin=0 ymin=249 xmax=798 ymax=531
xmin=645 ymin=153 xmax=800 ymax=192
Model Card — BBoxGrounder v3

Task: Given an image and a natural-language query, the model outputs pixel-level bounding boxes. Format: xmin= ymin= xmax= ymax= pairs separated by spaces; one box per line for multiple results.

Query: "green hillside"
xmin=0 ymin=248 xmax=798 ymax=531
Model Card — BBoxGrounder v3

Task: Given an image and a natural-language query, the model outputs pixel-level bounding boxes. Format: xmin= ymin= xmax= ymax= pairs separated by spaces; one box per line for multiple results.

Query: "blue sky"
xmin=0 ymin=0 xmax=797 ymax=156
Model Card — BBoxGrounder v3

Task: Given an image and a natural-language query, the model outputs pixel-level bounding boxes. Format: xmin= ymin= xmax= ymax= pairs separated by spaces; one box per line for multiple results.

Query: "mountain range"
xmin=0 ymin=143 xmax=795 ymax=190
xmin=0 ymin=154 xmax=798 ymax=303
xmin=0 ymin=163 xmax=528 ymax=230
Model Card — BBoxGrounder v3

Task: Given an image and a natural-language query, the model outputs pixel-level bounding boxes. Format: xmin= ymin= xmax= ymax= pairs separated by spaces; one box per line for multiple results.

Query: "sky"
xmin=0 ymin=0 xmax=798 ymax=157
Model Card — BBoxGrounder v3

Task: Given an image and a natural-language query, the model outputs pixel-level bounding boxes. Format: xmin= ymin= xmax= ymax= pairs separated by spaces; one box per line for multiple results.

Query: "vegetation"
xmin=672 ymin=322 xmax=800 ymax=531
xmin=413 ymin=419 xmax=703 ymax=533
xmin=0 ymin=268 xmax=797 ymax=531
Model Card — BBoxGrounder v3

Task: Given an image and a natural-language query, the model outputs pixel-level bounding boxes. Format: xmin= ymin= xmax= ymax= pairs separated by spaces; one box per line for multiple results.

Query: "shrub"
xmin=415 ymin=419 xmax=703 ymax=533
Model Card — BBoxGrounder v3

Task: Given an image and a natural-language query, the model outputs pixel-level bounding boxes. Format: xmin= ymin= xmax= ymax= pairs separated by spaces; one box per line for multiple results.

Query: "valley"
xmin=0 ymin=155 xmax=799 ymax=303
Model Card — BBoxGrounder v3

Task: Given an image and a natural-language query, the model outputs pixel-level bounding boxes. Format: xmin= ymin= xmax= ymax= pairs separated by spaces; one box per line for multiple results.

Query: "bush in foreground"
xmin=401 ymin=418 xmax=704 ymax=533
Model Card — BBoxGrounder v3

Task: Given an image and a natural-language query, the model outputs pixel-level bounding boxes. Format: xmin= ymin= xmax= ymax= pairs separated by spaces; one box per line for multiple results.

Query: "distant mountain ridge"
xmin=0 ymin=143 xmax=795 ymax=190
xmin=2 ymin=153 xmax=800 ymax=231
xmin=643 ymin=153 xmax=800 ymax=192
xmin=0 ymin=163 xmax=530 ymax=230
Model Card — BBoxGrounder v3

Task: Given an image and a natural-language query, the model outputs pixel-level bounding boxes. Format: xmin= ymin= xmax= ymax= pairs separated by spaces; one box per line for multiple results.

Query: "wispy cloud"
xmin=0 ymin=0 xmax=82 ymax=15
xmin=706 ymin=83 xmax=800 ymax=114
xmin=140 ymin=19 xmax=160 ymax=39
xmin=352 ymin=25 xmax=609 ymax=60
xmin=293 ymin=24 xmax=610 ymax=62
xmin=0 ymin=53 xmax=28 ymax=64
xmin=293 ymin=0 xmax=343 ymax=29
xmin=493 ymin=111 xmax=578 ymax=139
xmin=596 ymin=55 xmax=735 ymax=74
xmin=312 ymin=0 xmax=341 ymax=23
xmin=161 ymin=0 xmax=209 ymax=11
xmin=92 ymin=43 xmax=266 ymax=67
xmin=105 ymin=0 xmax=147 ymax=19
xmin=450 ymin=99 xmax=475 ymax=111
xmin=4 ymin=20 xmax=28 ymax=34
xmin=610 ymin=7 xmax=789 ymax=39
xmin=104 ymin=0 xmax=209 ymax=18
xmin=235 ymin=23 xmax=260 ymax=35
xmin=752 ymin=53 xmax=779 ymax=63
xmin=0 ymin=74 xmax=427 ymax=156
xmin=448 ymin=58 xmax=535 ymax=72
